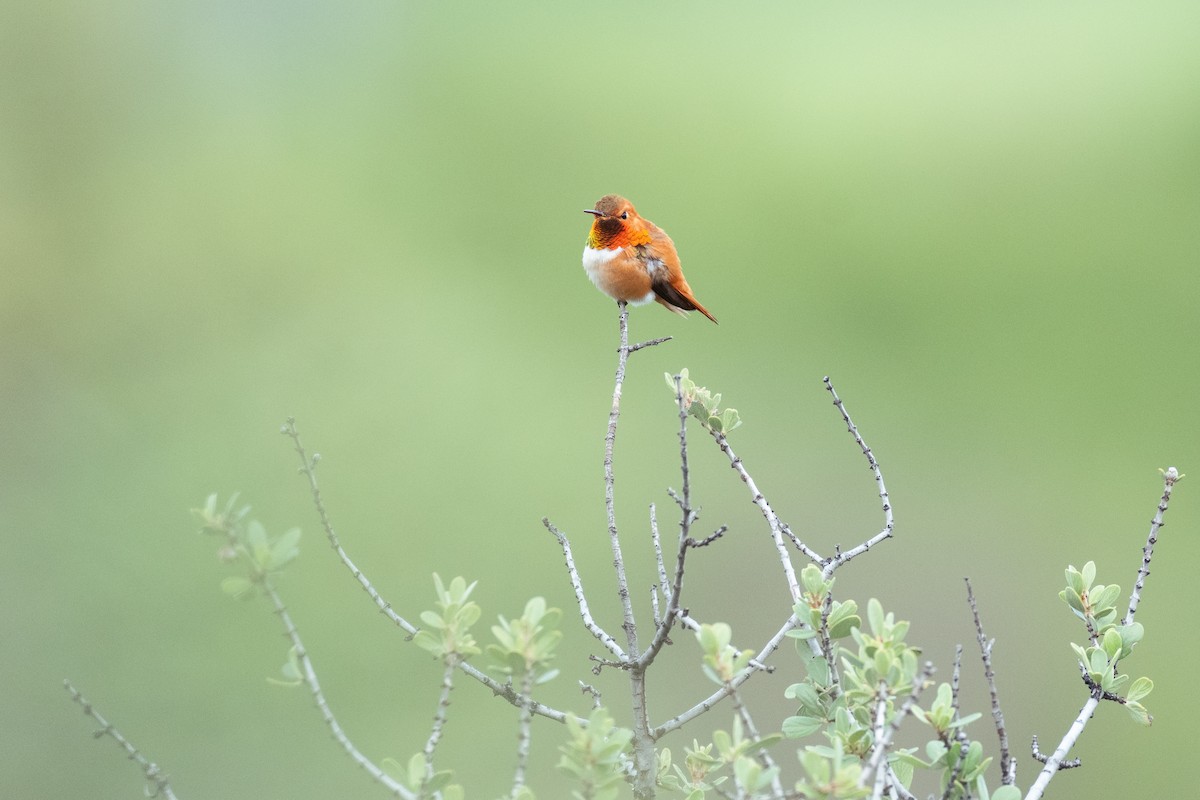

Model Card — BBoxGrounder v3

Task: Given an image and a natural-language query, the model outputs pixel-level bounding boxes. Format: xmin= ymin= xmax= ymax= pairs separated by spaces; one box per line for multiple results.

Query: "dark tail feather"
xmin=652 ymin=276 xmax=718 ymax=324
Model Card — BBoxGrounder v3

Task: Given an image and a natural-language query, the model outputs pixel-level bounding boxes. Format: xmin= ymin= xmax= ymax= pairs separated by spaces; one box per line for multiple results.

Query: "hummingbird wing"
xmin=636 ymin=239 xmax=719 ymax=324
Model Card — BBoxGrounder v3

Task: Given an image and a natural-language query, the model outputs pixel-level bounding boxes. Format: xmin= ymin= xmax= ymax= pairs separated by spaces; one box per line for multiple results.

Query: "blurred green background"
xmin=4 ymin=2 xmax=1198 ymax=797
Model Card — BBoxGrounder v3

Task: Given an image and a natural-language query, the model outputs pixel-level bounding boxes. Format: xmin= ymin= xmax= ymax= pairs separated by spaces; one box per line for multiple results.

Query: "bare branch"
xmin=543 ymin=517 xmax=627 ymax=660
xmin=639 ymin=375 xmax=697 ymax=668
xmin=261 ymin=579 xmax=415 ymax=798
xmin=821 ymin=377 xmax=895 ymax=576
xmin=1031 ymin=734 xmax=1080 ymax=769
xmin=1125 ymin=467 xmax=1181 ymax=625
xmin=710 ymin=431 xmax=815 ymax=599
xmin=650 ymin=503 xmax=669 ymax=618
xmin=64 ymin=681 xmax=179 ymax=800
xmin=284 ymin=417 xmax=571 ymax=723
xmin=281 ymin=419 xmax=419 ymax=634
xmin=578 ymin=681 xmax=604 ymax=710
xmin=420 ymin=660 xmax=457 ymax=790
xmin=868 ymin=682 xmax=890 ymax=800
xmin=509 ymin=670 xmax=537 ymax=799
xmin=964 ymin=578 xmax=1014 ymax=785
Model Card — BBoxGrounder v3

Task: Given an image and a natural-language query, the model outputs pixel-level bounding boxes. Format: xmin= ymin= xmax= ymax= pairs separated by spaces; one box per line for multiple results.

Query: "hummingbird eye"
xmin=620 ymin=212 xmax=629 ymax=220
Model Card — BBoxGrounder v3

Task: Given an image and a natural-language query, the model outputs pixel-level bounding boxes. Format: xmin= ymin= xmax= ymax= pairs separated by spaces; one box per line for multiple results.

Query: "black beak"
xmin=583 ymin=209 xmax=602 ymax=217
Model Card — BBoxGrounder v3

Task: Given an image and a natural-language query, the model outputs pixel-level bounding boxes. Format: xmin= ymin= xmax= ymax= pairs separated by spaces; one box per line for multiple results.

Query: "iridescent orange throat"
xmin=587 ymin=218 xmax=652 ymax=250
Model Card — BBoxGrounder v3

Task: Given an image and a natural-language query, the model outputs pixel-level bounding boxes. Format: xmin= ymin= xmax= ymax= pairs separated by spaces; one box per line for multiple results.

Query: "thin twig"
xmin=859 ymin=662 xmax=937 ymax=792
xmin=510 ymin=670 xmax=536 ymax=798
xmin=1124 ymin=467 xmax=1181 ymax=626
xmin=729 ymin=690 xmax=786 ymax=799
xmin=64 ymin=681 xmax=179 ymax=800
xmin=1027 ymin=469 xmax=1183 ymax=799
xmin=710 ymin=431 xmax=814 ymax=598
xmin=1031 ymin=735 xmax=1080 ymax=769
xmin=605 ymin=302 xmax=642 ymax=660
xmin=283 ymin=418 xmax=571 ymax=723
xmin=948 ymin=645 xmax=970 ymax=753
xmin=652 ymin=615 xmax=800 ymax=738
xmin=543 ymin=517 xmax=627 ymax=660
xmin=821 ymin=377 xmax=895 ymax=577
xmin=964 ymin=578 xmax=1014 ymax=785
xmin=650 ymin=503 xmax=669 ymax=624
xmin=422 ymin=660 xmax=457 ymax=790
xmin=639 ymin=376 xmax=696 ymax=668
xmin=868 ymin=681 xmax=891 ymax=800
xmin=262 ymin=579 xmax=415 ymax=798
xmin=579 ymin=681 xmax=604 ymax=710
xmin=938 ymin=741 xmax=970 ymax=800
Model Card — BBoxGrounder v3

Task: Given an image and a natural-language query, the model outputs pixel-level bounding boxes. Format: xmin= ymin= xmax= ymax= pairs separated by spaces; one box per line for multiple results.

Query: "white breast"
xmin=582 ymin=245 xmax=620 ymax=285
xmin=581 ymin=246 xmax=655 ymax=305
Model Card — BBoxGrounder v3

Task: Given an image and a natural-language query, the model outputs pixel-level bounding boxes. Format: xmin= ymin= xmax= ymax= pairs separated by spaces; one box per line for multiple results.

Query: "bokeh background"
xmin=4 ymin=2 xmax=1198 ymax=797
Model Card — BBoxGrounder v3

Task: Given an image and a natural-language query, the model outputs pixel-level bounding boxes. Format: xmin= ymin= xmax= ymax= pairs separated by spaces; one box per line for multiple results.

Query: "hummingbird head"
xmin=584 ymin=195 xmax=648 ymax=249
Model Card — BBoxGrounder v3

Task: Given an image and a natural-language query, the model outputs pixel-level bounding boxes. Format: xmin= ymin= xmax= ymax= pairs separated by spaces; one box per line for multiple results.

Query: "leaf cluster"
xmin=665 ymin=369 xmax=742 ymax=435
xmin=1060 ymin=562 xmax=1153 ymax=724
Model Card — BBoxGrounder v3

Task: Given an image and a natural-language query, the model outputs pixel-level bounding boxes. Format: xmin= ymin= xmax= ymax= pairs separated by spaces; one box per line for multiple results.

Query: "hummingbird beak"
xmin=583 ymin=209 xmax=602 ymax=217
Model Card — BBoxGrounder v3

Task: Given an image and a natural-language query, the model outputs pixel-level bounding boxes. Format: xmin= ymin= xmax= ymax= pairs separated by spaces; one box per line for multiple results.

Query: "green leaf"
xmin=1064 ymin=565 xmax=1084 ymax=595
xmin=1091 ymin=583 xmax=1121 ymax=612
xmin=806 ymin=652 xmax=831 ymax=686
xmin=1101 ymin=627 xmax=1123 ymax=659
xmin=266 ymin=527 xmax=301 ymax=570
xmin=1126 ymin=676 xmax=1153 ymax=703
xmin=948 ymin=712 xmax=982 ymax=730
xmin=1081 ymin=560 xmax=1097 ymax=589
xmin=407 ymin=753 xmax=425 ymax=788
xmin=221 ymin=576 xmax=254 ymax=599
xmin=867 ymin=598 xmax=884 ymax=635
xmin=381 ymin=757 xmax=404 ymax=781
xmin=1060 ymin=587 xmax=1086 ymax=614
xmin=246 ymin=520 xmax=270 ymax=567
xmin=1101 ymin=671 xmax=1129 ymax=695
xmin=424 ymin=770 xmax=454 ymax=793
xmin=787 ymin=682 xmax=822 ymax=712
xmin=1125 ymin=700 xmax=1153 ymax=726
xmin=827 ymin=602 xmax=861 ymax=639
xmin=800 ymin=565 xmax=826 ymax=596
xmin=782 ymin=715 xmax=825 ymax=738
xmin=991 ymin=786 xmax=1023 ymax=800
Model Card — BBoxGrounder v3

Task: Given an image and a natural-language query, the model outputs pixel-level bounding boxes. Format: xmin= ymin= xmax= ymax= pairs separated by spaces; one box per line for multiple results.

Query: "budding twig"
xmin=964 ymin=577 xmax=1014 ymax=785
xmin=1125 ymin=467 xmax=1181 ymax=626
xmin=1027 ymin=469 xmax=1182 ymax=799
xmin=63 ymin=681 xmax=178 ymax=800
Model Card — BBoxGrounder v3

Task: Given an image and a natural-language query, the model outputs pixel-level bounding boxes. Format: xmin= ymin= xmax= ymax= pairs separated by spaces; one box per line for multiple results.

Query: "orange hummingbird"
xmin=582 ymin=195 xmax=718 ymax=324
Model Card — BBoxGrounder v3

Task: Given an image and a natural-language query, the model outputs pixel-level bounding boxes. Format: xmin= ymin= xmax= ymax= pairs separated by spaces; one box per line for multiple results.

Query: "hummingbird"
xmin=582 ymin=195 xmax=718 ymax=324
